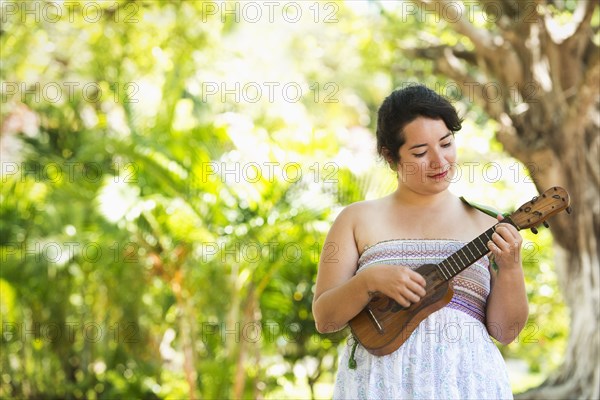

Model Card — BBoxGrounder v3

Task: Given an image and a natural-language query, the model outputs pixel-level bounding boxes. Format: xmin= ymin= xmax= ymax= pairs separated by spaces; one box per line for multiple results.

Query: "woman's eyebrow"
xmin=440 ymin=132 xmax=453 ymax=141
xmin=408 ymin=132 xmax=453 ymax=150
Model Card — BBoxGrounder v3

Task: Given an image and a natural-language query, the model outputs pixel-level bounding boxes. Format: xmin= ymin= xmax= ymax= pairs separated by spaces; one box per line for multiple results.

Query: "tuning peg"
xmin=566 ymin=207 xmax=572 ymax=214
xmin=530 ymin=227 xmax=539 ymax=234
xmin=543 ymin=221 xmax=550 ymax=228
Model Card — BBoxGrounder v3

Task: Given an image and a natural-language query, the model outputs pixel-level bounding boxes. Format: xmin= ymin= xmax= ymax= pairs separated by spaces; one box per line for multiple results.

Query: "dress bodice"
xmin=356 ymin=239 xmax=491 ymax=323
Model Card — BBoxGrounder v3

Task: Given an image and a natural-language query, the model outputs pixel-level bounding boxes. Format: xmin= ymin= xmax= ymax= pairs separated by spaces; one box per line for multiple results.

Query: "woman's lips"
xmin=428 ymin=170 xmax=449 ymax=179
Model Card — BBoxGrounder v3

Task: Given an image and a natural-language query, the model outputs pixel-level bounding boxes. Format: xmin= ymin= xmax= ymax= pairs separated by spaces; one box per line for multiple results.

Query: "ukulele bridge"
xmin=366 ymin=307 xmax=384 ymax=334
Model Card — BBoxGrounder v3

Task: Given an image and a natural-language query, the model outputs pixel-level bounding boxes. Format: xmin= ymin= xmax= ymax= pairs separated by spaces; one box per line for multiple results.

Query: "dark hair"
xmin=376 ymin=84 xmax=462 ymax=165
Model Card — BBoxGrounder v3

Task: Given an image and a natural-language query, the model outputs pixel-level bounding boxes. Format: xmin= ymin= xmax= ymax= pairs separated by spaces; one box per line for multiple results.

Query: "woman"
xmin=312 ymin=84 xmax=528 ymax=399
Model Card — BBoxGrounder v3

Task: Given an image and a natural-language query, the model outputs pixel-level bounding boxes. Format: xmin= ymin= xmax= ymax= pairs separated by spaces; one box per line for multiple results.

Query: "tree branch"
xmin=412 ymin=0 xmax=496 ymax=54
xmin=414 ymin=0 xmax=527 ymax=87
xmin=409 ymin=44 xmax=477 ymax=66
xmin=406 ymin=45 xmax=476 ymax=86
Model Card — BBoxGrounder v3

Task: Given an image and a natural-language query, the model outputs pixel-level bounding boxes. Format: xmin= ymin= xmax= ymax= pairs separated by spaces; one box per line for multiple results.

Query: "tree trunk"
xmin=516 ymin=132 xmax=599 ymax=400
xmin=403 ymin=1 xmax=600 ymax=398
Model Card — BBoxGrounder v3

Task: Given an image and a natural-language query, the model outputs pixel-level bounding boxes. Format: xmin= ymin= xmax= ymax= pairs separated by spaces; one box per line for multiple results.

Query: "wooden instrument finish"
xmin=348 ymin=187 xmax=571 ymax=356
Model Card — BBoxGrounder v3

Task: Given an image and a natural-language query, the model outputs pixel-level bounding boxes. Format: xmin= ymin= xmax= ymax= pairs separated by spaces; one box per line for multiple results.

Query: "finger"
xmin=406 ymin=270 xmax=427 ymax=287
xmin=494 ymin=227 xmax=522 ymax=250
xmin=405 ymin=279 xmax=427 ymax=297
xmin=494 ymin=226 xmax=519 ymax=246
xmin=498 ymin=223 xmax=523 ymax=242
xmin=396 ymin=288 xmax=421 ymax=306
xmin=395 ymin=295 xmax=412 ymax=308
xmin=393 ymin=277 xmax=425 ymax=303
xmin=488 ymin=240 xmax=501 ymax=255
xmin=491 ymin=232 xmax=509 ymax=251
xmin=495 ymin=224 xmax=515 ymax=239
xmin=402 ymin=288 xmax=422 ymax=303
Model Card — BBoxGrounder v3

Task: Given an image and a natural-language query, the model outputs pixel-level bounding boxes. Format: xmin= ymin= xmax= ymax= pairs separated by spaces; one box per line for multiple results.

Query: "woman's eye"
xmin=441 ymin=142 xmax=452 ymax=148
xmin=413 ymin=152 xmax=426 ymax=158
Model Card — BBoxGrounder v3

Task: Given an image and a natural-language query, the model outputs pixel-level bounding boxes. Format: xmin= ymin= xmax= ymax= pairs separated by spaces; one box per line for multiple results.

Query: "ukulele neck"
xmin=436 ymin=217 xmax=516 ymax=281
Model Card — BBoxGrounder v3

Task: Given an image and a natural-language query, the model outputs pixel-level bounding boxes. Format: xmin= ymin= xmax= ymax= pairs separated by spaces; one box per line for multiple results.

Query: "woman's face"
xmin=396 ymin=116 xmax=457 ymax=195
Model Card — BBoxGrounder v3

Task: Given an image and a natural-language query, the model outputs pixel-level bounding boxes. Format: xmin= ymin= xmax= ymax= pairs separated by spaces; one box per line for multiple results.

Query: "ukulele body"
xmin=348 ymin=263 xmax=455 ymax=356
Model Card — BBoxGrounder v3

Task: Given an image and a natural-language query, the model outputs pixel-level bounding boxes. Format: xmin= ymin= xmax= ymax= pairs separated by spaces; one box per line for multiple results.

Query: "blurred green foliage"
xmin=1 ymin=1 xmax=568 ymax=398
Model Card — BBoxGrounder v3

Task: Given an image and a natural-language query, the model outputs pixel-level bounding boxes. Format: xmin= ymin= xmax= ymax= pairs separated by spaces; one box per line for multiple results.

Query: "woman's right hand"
xmin=364 ymin=265 xmax=427 ymax=308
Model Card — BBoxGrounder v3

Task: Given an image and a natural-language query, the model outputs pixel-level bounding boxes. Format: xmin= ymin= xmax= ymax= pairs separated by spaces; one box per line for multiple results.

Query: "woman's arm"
xmin=485 ymin=216 xmax=529 ymax=344
xmin=312 ymin=205 xmax=426 ymax=333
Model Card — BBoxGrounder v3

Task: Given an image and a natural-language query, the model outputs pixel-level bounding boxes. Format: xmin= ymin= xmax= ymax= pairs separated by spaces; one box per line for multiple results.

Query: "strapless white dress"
xmin=332 ymin=239 xmax=513 ymax=400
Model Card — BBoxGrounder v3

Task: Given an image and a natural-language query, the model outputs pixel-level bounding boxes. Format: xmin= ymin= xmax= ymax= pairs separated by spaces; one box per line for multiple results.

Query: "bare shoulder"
xmin=314 ymin=200 xmax=381 ymax=292
xmin=342 ymin=197 xmax=395 ymax=251
xmin=341 ymin=197 xmax=385 ymax=217
xmin=341 ymin=197 xmax=390 ymax=227
xmin=321 ymin=200 xmax=379 ymax=260
xmin=329 ymin=198 xmax=382 ymax=240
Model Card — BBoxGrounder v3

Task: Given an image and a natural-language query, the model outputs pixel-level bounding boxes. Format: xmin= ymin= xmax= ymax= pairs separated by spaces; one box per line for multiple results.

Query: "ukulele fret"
xmin=482 ymin=233 xmax=492 ymax=246
xmin=449 ymin=257 xmax=461 ymax=274
xmin=457 ymin=249 xmax=468 ymax=267
xmin=475 ymin=236 xmax=489 ymax=254
xmin=437 ymin=263 xmax=451 ymax=280
xmin=439 ymin=257 xmax=455 ymax=280
xmin=465 ymin=244 xmax=476 ymax=259
xmin=477 ymin=236 xmax=487 ymax=249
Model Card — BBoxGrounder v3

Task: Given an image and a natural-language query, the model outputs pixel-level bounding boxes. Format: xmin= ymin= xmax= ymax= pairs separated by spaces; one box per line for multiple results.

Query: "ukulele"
xmin=348 ymin=186 xmax=571 ymax=356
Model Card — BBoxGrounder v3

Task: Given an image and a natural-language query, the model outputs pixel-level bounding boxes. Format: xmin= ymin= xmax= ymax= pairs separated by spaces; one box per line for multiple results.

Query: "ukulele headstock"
xmin=509 ymin=187 xmax=571 ymax=233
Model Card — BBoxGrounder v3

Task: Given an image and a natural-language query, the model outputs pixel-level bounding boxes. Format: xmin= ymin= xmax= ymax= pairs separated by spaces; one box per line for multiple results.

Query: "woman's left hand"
xmin=488 ymin=215 xmax=523 ymax=270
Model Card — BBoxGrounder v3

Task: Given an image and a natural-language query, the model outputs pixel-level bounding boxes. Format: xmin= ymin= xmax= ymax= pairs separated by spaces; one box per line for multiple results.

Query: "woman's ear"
xmin=381 ymin=147 xmax=397 ymax=171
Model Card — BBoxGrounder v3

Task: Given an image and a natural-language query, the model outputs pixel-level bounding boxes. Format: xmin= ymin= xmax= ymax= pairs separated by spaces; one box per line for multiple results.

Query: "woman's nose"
xmin=429 ymin=150 xmax=443 ymax=168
